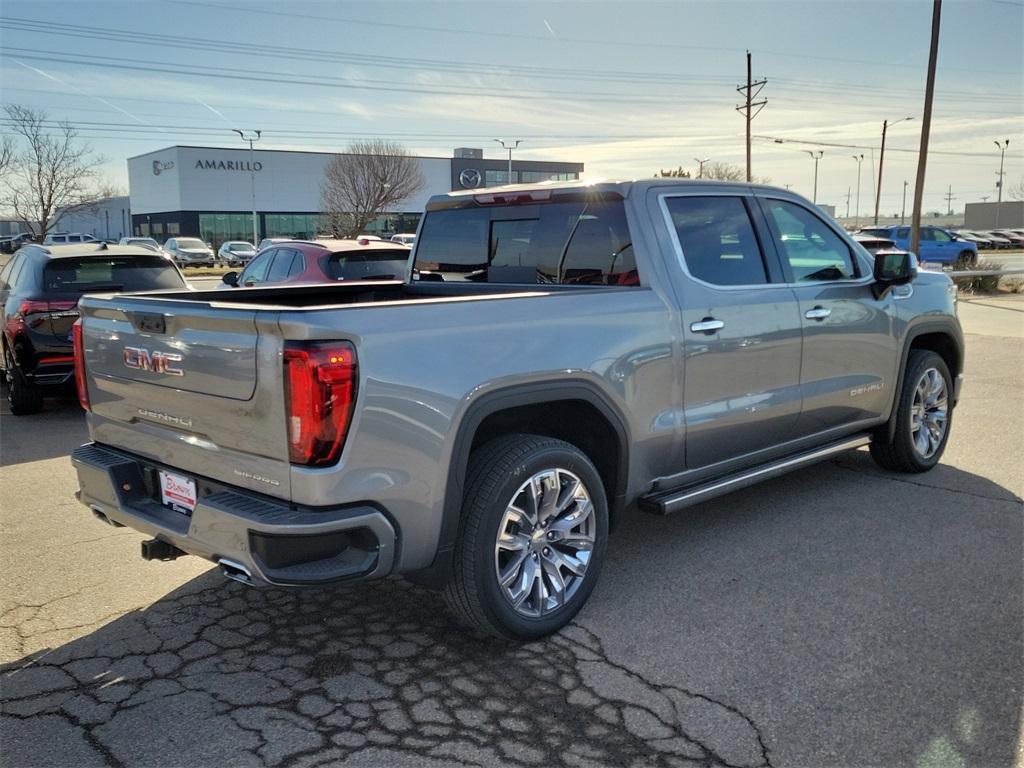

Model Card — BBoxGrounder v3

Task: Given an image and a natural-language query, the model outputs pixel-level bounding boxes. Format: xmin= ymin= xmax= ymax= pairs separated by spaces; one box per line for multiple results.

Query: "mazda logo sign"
xmin=459 ymin=168 xmax=482 ymax=188
xmin=152 ymin=160 xmax=175 ymax=176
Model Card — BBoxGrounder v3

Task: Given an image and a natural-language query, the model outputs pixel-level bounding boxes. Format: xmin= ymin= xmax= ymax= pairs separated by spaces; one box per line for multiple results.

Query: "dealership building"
xmin=127 ymin=145 xmax=583 ymax=245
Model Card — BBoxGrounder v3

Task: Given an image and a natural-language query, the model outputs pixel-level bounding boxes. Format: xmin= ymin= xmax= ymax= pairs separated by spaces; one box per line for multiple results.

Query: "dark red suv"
xmin=222 ymin=238 xmax=411 ymax=288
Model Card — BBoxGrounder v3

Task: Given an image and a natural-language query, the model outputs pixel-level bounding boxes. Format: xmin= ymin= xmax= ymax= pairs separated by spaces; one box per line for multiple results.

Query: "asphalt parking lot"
xmin=1 ymin=301 xmax=1021 ymax=768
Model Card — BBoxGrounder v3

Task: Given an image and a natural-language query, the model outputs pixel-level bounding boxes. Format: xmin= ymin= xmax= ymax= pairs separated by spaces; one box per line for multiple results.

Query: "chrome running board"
xmin=639 ymin=434 xmax=871 ymax=515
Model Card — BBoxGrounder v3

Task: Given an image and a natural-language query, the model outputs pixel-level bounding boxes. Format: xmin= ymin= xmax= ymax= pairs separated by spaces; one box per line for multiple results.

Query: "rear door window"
xmin=43 ymin=255 xmax=185 ymax=293
xmin=663 ymin=196 xmax=769 ymax=286
xmin=413 ymin=197 xmax=636 ymax=285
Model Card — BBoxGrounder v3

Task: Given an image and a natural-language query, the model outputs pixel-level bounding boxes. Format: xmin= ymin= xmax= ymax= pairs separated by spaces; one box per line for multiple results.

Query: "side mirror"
xmin=872 ymin=251 xmax=915 ymax=298
xmin=222 ymin=271 xmax=238 ymax=287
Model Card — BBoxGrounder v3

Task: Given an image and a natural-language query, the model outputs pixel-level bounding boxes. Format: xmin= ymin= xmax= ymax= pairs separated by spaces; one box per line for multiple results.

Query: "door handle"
xmin=690 ymin=318 xmax=725 ymax=334
xmin=804 ymin=306 xmax=831 ymax=320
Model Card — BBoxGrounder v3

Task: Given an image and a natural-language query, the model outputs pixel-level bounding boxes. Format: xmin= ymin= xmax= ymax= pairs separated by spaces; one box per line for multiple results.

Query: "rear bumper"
xmin=71 ymin=442 xmax=396 ymax=586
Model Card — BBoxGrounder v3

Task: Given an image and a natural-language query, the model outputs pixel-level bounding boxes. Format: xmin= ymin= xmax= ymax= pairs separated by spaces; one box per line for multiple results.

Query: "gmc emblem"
xmin=123 ymin=346 xmax=184 ymax=377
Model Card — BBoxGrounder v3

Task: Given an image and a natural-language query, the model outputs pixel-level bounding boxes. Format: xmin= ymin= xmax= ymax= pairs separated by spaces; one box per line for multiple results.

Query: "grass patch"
xmin=180 ymin=265 xmax=233 ymax=277
xmin=952 ymin=259 xmax=1004 ymax=295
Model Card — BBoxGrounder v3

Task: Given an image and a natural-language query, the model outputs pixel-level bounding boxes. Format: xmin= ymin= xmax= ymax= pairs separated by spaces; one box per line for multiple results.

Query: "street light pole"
xmin=804 ymin=150 xmax=824 ymax=204
xmin=494 ymin=138 xmax=522 ymax=184
xmin=233 ymin=129 xmax=261 ymax=245
xmin=874 ymin=116 xmax=913 ymax=224
xmin=693 ymin=157 xmax=709 ymax=179
xmin=852 ymin=154 xmax=864 ymax=227
xmin=994 ymin=139 xmax=1009 ymax=228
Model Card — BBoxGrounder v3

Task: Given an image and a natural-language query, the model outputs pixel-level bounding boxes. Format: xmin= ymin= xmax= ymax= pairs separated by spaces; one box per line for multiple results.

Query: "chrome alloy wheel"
xmin=494 ymin=468 xmax=596 ymax=618
xmin=910 ymin=367 xmax=948 ymax=459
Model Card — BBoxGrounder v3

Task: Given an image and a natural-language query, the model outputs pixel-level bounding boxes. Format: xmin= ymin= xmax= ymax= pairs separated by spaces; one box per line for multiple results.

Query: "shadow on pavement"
xmin=0 ymin=395 xmax=87 ymax=467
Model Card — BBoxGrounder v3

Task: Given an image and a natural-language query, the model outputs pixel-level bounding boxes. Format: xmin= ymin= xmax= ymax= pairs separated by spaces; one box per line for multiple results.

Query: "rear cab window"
xmin=413 ymin=194 xmax=637 ymax=286
xmin=43 ymin=255 xmax=185 ymax=293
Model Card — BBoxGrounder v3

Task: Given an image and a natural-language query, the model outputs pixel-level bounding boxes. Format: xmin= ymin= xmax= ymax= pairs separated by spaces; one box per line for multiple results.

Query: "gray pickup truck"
xmin=71 ymin=180 xmax=963 ymax=639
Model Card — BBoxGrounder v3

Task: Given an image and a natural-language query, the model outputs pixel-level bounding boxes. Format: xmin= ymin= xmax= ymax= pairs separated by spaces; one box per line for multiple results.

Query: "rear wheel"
xmin=4 ymin=344 xmax=43 ymax=415
xmin=957 ymin=250 xmax=977 ymax=267
xmin=443 ymin=434 xmax=608 ymax=640
xmin=870 ymin=350 xmax=951 ymax=473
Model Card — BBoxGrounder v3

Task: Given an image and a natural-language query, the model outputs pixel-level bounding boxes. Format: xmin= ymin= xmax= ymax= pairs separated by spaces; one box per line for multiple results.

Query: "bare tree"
xmin=320 ymin=140 xmax=425 ymax=237
xmin=655 ymin=167 xmax=691 ymax=178
xmin=1008 ymin=176 xmax=1024 ymax=201
xmin=0 ymin=136 xmax=14 ymax=179
xmin=702 ymin=162 xmax=747 ymax=181
xmin=2 ymin=105 xmax=107 ymax=237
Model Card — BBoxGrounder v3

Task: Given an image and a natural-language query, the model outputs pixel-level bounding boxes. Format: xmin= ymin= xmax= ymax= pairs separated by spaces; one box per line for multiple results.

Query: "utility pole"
xmin=944 ymin=184 xmax=956 ymax=215
xmin=736 ymin=51 xmax=767 ymax=182
xmin=910 ymin=0 xmax=941 ymax=258
xmin=804 ymin=150 xmax=824 ymax=203
xmin=873 ymin=117 xmax=914 ymax=224
xmin=994 ymin=139 xmax=1009 ymax=228
xmin=233 ymin=129 xmax=261 ymax=245
xmin=694 ymin=157 xmax=709 ymax=179
xmin=852 ymin=154 xmax=864 ymax=227
xmin=845 ymin=187 xmax=851 ymax=219
xmin=902 ymin=181 xmax=909 ymax=224
xmin=494 ymin=138 xmax=522 ymax=183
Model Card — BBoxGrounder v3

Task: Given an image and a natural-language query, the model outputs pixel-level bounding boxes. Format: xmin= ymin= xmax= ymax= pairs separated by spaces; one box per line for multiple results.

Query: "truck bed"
xmin=130 ymin=280 xmax=556 ymax=308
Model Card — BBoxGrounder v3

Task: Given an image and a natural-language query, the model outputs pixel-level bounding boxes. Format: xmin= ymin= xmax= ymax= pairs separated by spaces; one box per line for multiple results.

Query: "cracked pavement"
xmin=1 ymin=332 xmax=1021 ymax=767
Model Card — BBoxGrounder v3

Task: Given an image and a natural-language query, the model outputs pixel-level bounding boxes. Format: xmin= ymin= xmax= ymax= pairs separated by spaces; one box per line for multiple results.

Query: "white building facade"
xmin=127 ymin=145 xmax=582 ymax=246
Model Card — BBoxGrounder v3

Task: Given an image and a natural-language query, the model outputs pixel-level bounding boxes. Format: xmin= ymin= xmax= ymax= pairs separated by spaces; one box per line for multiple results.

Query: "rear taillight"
xmin=283 ymin=341 xmax=357 ymax=466
xmin=72 ymin=319 xmax=90 ymax=411
xmin=18 ymin=299 xmax=78 ymax=329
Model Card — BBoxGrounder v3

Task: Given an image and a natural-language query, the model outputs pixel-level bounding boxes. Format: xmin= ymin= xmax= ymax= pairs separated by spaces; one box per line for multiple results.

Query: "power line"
xmin=165 ymin=0 xmax=1020 ymax=75
xmin=0 ymin=47 xmax=711 ymax=105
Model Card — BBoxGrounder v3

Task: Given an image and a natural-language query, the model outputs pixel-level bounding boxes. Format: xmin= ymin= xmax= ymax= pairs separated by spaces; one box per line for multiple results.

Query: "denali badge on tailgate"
xmin=123 ymin=346 xmax=184 ymax=376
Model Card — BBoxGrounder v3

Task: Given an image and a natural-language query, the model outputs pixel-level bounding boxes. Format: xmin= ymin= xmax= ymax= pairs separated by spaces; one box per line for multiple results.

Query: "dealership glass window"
xmin=485 ymin=170 xmax=512 ymax=186
xmin=518 ymin=171 xmax=580 ymax=184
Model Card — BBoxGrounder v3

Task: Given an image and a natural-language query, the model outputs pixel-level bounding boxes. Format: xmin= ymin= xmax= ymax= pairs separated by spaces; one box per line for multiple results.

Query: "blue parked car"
xmin=858 ymin=225 xmax=978 ymax=266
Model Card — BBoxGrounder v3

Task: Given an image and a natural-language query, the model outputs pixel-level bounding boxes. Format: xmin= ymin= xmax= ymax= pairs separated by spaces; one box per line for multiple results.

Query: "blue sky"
xmin=2 ymin=0 xmax=1021 ymax=214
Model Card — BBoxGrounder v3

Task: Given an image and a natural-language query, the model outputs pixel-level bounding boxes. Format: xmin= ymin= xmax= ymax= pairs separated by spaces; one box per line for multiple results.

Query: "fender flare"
xmin=885 ymin=318 xmax=964 ymax=442
xmin=411 ymin=380 xmax=630 ymax=588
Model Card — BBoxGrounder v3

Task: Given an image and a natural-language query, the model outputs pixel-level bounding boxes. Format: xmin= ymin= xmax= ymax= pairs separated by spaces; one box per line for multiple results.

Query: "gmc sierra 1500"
xmin=71 ymin=180 xmax=963 ymax=639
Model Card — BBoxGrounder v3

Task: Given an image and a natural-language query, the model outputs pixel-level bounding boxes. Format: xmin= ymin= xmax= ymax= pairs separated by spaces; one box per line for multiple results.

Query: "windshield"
xmin=128 ymin=238 xmax=159 ymax=247
xmin=414 ymin=197 xmax=636 ymax=286
xmin=43 ymin=255 xmax=185 ymax=292
xmin=177 ymin=238 xmax=206 ymax=249
xmin=228 ymin=243 xmax=255 ymax=251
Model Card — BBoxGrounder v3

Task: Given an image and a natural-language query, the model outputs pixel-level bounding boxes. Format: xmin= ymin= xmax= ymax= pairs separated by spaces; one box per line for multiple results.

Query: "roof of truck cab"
xmin=429 ymin=178 xmax=801 ymax=209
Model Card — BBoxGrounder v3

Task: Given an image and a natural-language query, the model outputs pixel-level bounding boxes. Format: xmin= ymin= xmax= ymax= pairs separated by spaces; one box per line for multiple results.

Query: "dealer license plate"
xmin=159 ymin=470 xmax=196 ymax=515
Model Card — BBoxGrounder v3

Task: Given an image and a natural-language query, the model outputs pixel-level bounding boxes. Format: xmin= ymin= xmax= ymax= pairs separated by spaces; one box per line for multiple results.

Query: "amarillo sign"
xmin=194 ymin=159 xmax=263 ymax=172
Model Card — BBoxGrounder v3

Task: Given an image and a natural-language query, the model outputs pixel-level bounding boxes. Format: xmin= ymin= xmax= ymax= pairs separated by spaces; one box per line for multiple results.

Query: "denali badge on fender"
xmin=123 ymin=346 xmax=184 ymax=376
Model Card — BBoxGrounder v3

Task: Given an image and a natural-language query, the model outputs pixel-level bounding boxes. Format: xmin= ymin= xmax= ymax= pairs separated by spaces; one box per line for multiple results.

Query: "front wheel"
xmin=443 ymin=434 xmax=608 ymax=640
xmin=870 ymin=350 xmax=952 ymax=472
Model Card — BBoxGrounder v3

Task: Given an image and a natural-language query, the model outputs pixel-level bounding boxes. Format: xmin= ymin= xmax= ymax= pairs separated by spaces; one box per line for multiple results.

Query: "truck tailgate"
xmin=79 ymin=295 xmax=293 ymax=497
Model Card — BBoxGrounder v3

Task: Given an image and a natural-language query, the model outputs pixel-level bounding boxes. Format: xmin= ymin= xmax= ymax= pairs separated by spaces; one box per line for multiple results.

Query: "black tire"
xmin=957 ymin=250 xmax=977 ymax=267
xmin=870 ymin=349 xmax=952 ymax=473
xmin=443 ymin=433 xmax=609 ymax=640
xmin=4 ymin=345 xmax=43 ymax=415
